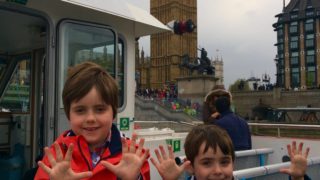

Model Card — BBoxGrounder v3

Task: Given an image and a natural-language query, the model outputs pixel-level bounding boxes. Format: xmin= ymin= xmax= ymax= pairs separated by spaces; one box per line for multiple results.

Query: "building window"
xmin=278 ymin=37 xmax=284 ymax=43
xmin=289 ymin=21 xmax=298 ymax=34
xmin=277 ymin=28 xmax=283 ymax=37
xmin=290 ymin=13 xmax=298 ymax=19
xmin=306 ymin=50 xmax=315 ymax=64
xmin=291 ymin=67 xmax=300 ymax=88
xmin=305 ymin=19 xmax=314 ymax=32
xmin=290 ymin=52 xmax=299 ymax=65
xmin=278 ymin=53 xmax=284 ymax=67
xmin=290 ymin=36 xmax=299 ymax=49
xmin=278 ymin=43 xmax=284 ymax=51
xmin=306 ymin=11 xmax=314 ymax=17
xmin=305 ymin=34 xmax=314 ymax=48
xmin=306 ymin=66 xmax=316 ymax=87
xmin=278 ymin=58 xmax=284 ymax=67
xmin=279 ymin=68 xmax=285 ymax=87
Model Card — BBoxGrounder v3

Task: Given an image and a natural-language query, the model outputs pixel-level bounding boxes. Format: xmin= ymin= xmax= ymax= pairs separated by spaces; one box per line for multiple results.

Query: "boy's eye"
xmin=201 ymin=160 xmax=212 ymax=167
xmin=74 ymin=108 xmax=85 ymax=113
xmin=220 ymin=158 xmax=231 ymax=166
xmin=95 ymin=106 xmax=107 ymax=112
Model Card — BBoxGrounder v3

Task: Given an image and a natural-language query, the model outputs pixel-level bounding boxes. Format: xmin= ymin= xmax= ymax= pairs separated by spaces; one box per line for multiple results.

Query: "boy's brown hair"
xmin=62 ymin=61 xmax=118 ymax=119
xmin=184 ymin=124 xmax=235 ymax=165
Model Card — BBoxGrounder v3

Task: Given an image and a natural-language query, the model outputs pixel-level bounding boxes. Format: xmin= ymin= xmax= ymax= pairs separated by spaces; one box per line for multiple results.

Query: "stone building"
xmin=212 ymin=56 xmax=224 ymax=86
xmin=149 ymin=0 xmax=197 ymax=89
xmin=273 ymin=0 xmax=320 ymax=90
xmin=135 ymin=42 xmax=151 ymax=89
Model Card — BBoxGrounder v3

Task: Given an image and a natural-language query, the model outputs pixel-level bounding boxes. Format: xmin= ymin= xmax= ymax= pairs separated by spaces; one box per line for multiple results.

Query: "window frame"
xmin=57 ymin=19 xmax=122 ymax=108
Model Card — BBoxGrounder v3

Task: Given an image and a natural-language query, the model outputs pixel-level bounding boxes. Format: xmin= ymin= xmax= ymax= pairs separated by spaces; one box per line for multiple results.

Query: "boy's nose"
xmin=211 ymin=164 xmax=222 ymax=175
xmin=86 ymin=111 xmax=97 ymax=123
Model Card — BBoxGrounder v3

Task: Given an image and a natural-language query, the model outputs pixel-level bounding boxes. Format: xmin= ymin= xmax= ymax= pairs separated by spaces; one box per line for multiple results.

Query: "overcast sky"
xmin=130 ymin=0 xmax=288 ymax=88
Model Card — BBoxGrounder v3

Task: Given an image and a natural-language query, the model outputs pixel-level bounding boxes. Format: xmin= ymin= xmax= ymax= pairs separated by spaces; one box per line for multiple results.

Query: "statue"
xmin=181 ymin=48 xmax=215 ymax=75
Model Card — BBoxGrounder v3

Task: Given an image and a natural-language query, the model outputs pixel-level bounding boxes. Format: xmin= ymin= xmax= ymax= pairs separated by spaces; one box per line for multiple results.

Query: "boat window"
xmin=58 ymin=21 xmax=118 ymax=107
xmin=0 ymin=55 xmax=8 ymax=83
xmin=0 ymin=55 xmax=31 ymax=113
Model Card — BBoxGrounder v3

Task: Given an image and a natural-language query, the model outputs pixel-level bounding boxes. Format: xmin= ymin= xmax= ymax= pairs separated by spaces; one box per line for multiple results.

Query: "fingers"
xmin=130 ymin=133 xmax=137 ymax=153
xmin=140 ymin=148 xmax=149 ymax=162
xmin=304 ymin=147 xmax=310 ymax=158
xmin=150 ymin=157 xmax=160 ymax=169
xmin=154 ymin=148 xmax=163 ymax=163
xmin=121 ymin=137 xmax=128 ymax=153
xmin=45 ymin=147 xmax=56 ymax=167
xmin=291 ymin=141 xmax=297 ymax=155
xmin=180 ymin=160 xmax=191 ymax=171
xmin=279 ymin=168 xmax=291 ymax=175
xmin=54 ymin=143 xmax=63 ymax=162
xmin=159 ymin=145 xmax=168 ymax=160
xmin=298 ymin=142 xmax=303 ymax=155
xmin=65 ymin=143 xmax=74 ymax=162
xmin=73 ymin=171 xmax=93 ymax=179
xmin=136 ymin=138 xmax=145 ymax=156
xmin=288 ymin=141 xmax=310 ymax=159
xmin=38 ymin=161 xmax=52 ymax=174
xmin=101 ymin=161 xmax=116 ymax=173
xmin=168 ymin=145 xmax=174 ymax=159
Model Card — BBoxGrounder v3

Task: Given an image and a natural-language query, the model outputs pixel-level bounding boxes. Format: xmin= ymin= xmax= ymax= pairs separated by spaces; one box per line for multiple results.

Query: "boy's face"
xmin=190 ymin=142 xmax=234 ymax=180
xmin=69 ymin=87 xmax=114 ymax=150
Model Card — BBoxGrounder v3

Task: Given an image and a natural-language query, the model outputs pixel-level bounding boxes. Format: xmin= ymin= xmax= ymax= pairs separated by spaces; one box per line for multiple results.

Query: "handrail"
xmin=136 ymin=121 xmax=320 ymax=128
xmin=235 ymin=148 xmax=273 ymax=157
xmin=249 ymin=123 xmax=320 ymax=137
xmin=248 ymin=122 xmax=320 ymax=128
xmin=134 ymin=120 xmax=197 ymax=126
xmin=135 ymin=121 xmax=320 ymax=138
xmin=233 ymin=156 xmax=320 ymax=179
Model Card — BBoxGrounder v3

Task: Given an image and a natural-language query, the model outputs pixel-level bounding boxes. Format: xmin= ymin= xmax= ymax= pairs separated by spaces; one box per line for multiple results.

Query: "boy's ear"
xmin=185 ymin=162 xmax=194 ymax=175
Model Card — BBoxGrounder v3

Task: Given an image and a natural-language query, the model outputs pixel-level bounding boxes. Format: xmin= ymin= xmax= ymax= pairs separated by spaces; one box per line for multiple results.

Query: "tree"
xmin=229 ymin=79 xmax=250 ymax=92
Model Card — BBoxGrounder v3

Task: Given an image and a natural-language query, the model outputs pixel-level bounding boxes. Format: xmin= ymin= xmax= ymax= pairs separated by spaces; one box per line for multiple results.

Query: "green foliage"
xmin=229 ymin=79 xmax=250 ymax=92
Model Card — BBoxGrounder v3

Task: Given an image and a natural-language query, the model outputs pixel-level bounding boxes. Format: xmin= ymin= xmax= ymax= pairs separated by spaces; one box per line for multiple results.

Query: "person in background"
xmin=202 ymin=85 xmax=231 ymax=124
xmin=35 ymin=61 xmax=150 ymax=180
xmin=213 ymin=96 xmax=251 ymax=151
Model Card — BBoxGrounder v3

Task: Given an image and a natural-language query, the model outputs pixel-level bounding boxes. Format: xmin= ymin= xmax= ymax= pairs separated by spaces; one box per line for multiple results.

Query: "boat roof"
xmin=0 ymin=0 xmax=170 ymax=37
xmin=61 ymin=0 xmax=170 ymax=37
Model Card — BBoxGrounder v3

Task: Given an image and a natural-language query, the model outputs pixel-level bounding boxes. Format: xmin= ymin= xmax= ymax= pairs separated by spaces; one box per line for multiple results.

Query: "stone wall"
xmin=232 ymin=88 xmax=320 ymax=119
xmin=176 ymin=75 xmax=217 ymax=104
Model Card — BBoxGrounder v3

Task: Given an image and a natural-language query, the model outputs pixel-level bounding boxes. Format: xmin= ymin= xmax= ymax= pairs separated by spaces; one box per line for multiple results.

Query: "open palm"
xmin=151 ymin=145 xmax=190 ymax=180
xmin=38 ymin=143 xmax=92 ymax=180
xmin=280 ymin=141 xmax=310 ymax=180
xmin=101 ymin=133 xmax=149 ymax=180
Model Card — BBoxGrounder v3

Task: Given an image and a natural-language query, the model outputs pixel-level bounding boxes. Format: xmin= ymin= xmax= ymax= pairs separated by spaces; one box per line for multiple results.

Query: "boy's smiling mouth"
xmin=83 ymin=127 xmax=99 ymax=131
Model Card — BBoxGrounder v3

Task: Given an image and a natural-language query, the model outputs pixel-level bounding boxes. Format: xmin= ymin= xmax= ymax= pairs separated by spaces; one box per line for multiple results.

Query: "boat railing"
xmin=233 ymin=156 xmax=320 ymax=179
xmin=234 ymin=148 xmax=274 ymax=170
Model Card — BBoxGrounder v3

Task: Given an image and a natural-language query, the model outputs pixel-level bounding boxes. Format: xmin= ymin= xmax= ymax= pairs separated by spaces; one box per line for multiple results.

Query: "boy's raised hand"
xmin=150 ymin=145 xmax=190 ymax=180
xmin=101 ymin=133 xmax=149 ymax=180
xmin=38 ymin=143 xmax=93 ymax=180
xmin=280 ymin=141 xmax=310 ymax=180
